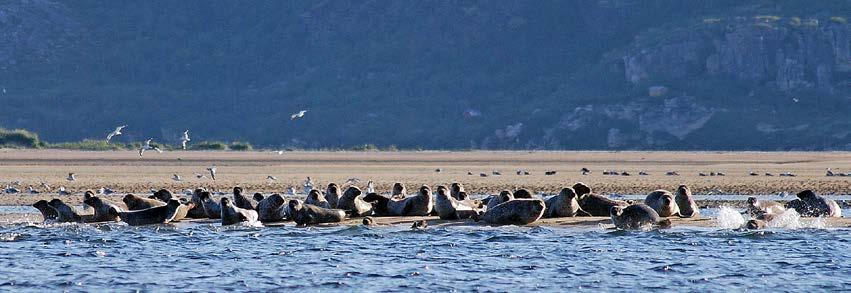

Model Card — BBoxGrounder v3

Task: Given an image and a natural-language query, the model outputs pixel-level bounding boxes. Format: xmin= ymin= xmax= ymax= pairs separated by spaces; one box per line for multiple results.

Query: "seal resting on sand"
xmin=477 ymin=199 xmax=545 ymax=225
xmin=186 ymin=189 xmax=208 ymax=219
xmin=486 ymin=191 xmax=514 ymax=211
xmin=288 ymin=200 xmax=346 ymax=226
xmin=544 ymin=187 xmax=590 ymax=218
xmin=784 ymin=190 xmax=841 ymax=217
xmin=83 ymin=195 xmax=121 ymax=222
xmin=257 ymin=193 xmax=288 ymax=222
xmin=610 ymin=204 xmax=671 ymax=230
xmin=573 ymin=185 xmax=628 ymax=216
xmin=324 ymin=183 xmax=342 ymax=209
xmin=434 ymin=185 xmax=479 ymax=220
xmin=110 ymin=199 xmax=181 ymax=226
xmin=513 ymin=189 xmax=533 ymax=199
xmin=232 ymin=187 xmax=258 ymax=211
xmin=674 ymin=185 xmax=699 ymax=218
xmin=33 ymin=200 xmax=59 ymax=222
xmin=644 ymin=190 xmax=680 ymax=217
xmin=391 ymin=182 xmax=407 ymax=200
xmin=48 ymin=199 xmax=83 ymax=223
xmin=450 ymin=183 xmax=468 ymax=200
xmin=123 ymin=194 xmax=166 ymax=211
xmin=152 ymin=189 xmax=174 ymax=202
xmin=305 ymin=189 xmax=331 ymax=209
xmin=337 ymin=186 xmax=373 ymax=217
xmin=221 ymin=197 xmax=259 ymax=226
xmin=198 ymin=191 xmax=222 ymax=219
xmin=363 ymin=185 xmax=433 ymax=216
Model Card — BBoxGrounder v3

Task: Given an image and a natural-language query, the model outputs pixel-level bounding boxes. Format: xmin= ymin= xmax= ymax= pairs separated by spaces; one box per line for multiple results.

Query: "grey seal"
xmin=324 ymin=183 xmax=342 ymax=209
xmin=232 ymin=187 xmax=258 ymax=211
xmin=221 ymin=197 xmax=259 ymax=226
xmin=305 ymin=189 xmax=331 ymax=209
xmin=198 ymin=191 xmax=222 ymax=219
xmin=337 ymin=186 xmax=374 ymax=217
xmin=486 ymin=190 xmax=514 ymax=211
xmin=83 ymin=195 xmax=122 ymax=222
xmin=434 ymin=185 xmax=479 ymax=220
xmin=477 ymin=199 xmax=546 ymax=225
xmin=32 ymin=200 xmax=59 ymax=222
xmin=288 ymin=200 xmax=346 ymax=226
xmin=110 ymin=199 xmax=182 ymax=226
xmin=48 ymin=199 xmax=82 ymax=223
xmin=610 ymin=204 xmax=671 ymax=230
xmin=123 ymin=194 xmax=166 ymax=211
xmin=544 ymin=187 xmax=590 ymax=218
xmin=674 ymin=185 xmax=699 ymax=218
xmin=746 ymin=197 xmax=785 ymax=219
xmin=257 ymin=193 xmax=288 ymax=222
xmin=644 ymin=190 xmax=680 ymax=217
xmin=784 ymin=190 xmax=841 ymax=217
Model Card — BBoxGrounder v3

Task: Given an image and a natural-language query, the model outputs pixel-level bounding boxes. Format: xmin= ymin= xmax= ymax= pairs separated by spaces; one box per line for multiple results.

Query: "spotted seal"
xmin=674 ymin=185 xmax=699 ymax=218
xmin=123 ymin=194 xmax=166 ymax=211
xmin=337 ymin=186 xmax=374 ymax=217
xmin=477 ymin=199 xmax=546 ymax=225
xmin=221 ymin=197 xmax=260 ymax=226
xmin=32 ymin=200 xmax=59 ymax=222
xmin=746 ymin=197 xmax=785 ymax=219
xmin=232 ymin=187 xmax=258 ymax=211
xmin=48 ymin=199 xmax=83 ymax=223
xmin=83 ymin=195 xmax=122 ymax=222
xmin=434 ymin=185 xmax=479 ymax=220
xmin=257 ymin=193 xmax=288 ymax=222
xmin=198 ymin=191 xmax=222 ymax=219
xmin=363 ymin=185 xmax=433 ymax=216
xmin=784 ymin=190 xmax=841 ymax=217
xmin=391 ymin=182 xmax=407 ymax=199
xmin=450 ymin=183 xmax=468 ymax=200
xmin=644 ymin=190 xmax=680 ymax=217
xmin=288 ymin=199 xmax=346 ymax=226
xmin=609 ymin=204 xmax=671 ymax=230
xmin=544 ymin=187 xmax=590 ymax=218
xmin=110 ymin=199 xmax=181 ymax=226
xmin=324 ymin=183 xmax=342 ymax=209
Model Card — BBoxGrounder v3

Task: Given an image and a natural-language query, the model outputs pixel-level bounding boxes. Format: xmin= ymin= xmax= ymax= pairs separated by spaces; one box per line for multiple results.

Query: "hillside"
xmin=0 ymin=0 xmax=849 ymax=150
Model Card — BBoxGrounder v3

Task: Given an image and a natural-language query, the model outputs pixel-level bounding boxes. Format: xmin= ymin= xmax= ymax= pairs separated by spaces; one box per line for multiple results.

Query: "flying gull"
xmin=139 ymin=138 xmax=163 ymax=157
xmin=106 ymin=125 xmax=127 ymax=142
xmin=180 ymin=130 xmax=191 ymax=150
xmin=291 ymin=110 xmax=308 ymax=120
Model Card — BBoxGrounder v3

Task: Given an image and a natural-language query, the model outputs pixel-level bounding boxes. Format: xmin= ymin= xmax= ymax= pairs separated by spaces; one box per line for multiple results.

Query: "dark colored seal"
xmin=610 ymin=204 xmax=671 ymax=230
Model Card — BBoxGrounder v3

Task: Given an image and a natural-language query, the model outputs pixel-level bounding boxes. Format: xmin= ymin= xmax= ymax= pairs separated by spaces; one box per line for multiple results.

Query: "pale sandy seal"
xmin=221 ymin=197 xmax=259 ymax=226
xmin=644 ymin=190 xmax=680 ymax=217
xmin=486 ymin=190 xmax=514 ymax=211
xmin=198 ymin=191 xmax=222 ymax=219
xmin=325 ymin=183 xmax=342 ymax=209
xmin=232 ymin=187 xmax=258 ymax=211
xmin=391 ymin=182 xmax=407 ymax=200
xmin=32 ymin=200 xmax=59 ymax=222
xmin=434 ymin=185 xmax=479 ymax=220
xmin=746 ymin=197 xmax=785 ymax=219
xmin=110 ymin=199 xmax=181 ymax=226
xmin=288 ymin=199 xmax=346 ymax=226
xmin=544 ymin=187 xmax=590 ymax=218
xmin=83 ymin=195 xmax=121 ymax=222
xmin=784 ymin=190 xmax=841 ymax=217
xmin=450 ymin=183 xmax=468 ymax=200
xmin=123 ymin=194 xmax=167 ymax=211
xmin=610 ymin=204 xmax=671 ymax=230
xmin=674 ymin=185 xmax=699 ymax=218
xmin=257 ymin=193 xmax=288 ymax=222
xmin=477 ymin=199 xmax=545 ymax=225
xmin=305 ymin=189 xmax=331 ymax=209
xmin=48 ymin=199 xmax=83 ymax=223
xmin=363 ymin=185 xmax=433 ymax=216
xmin=337 ymin=186 xmax=374 ymax=217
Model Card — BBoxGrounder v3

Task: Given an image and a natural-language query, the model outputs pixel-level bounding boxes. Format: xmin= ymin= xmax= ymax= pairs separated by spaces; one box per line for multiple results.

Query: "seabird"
xmin=172 ymin=174 xmax=182 ymax=182
xmin=665 ymin=171 xmax=679 ymax=176
xmin=580 ymin=168 xmax=590 ymax=175
xmin=366 ymin=181 xmax=375 ymax=194
xmin=303 ymin=177 xmax=314 ymax=194
xmin=345 ymin=178 xmax=360 ymax=185
xmin=291 ymin=110 xmax=308 ymax=120
xmin=287 ymin=186 xmax=297 ymax=195
xmin=66 ymin=173 xmax=76 ymax=182
xmin=180 ymin=130 xmax=191 ymax=150
xmin=106 ymin=125 xmax=127 ymax=142
xmin=194 ymin=172 xmax=206 ymax=179
xmin=206 ymin=165 xmax=217 ymax=180
xmin=827 ymin=168 xmax=835 ymax=177
xmin=139 ymin=138 xmax=163 ymax=157
xmin=639 ymin=171 xmax=649 ymax=176
xmin=266 ymin=175 xmax=278 ymax=182
xmin=58 ymin=186 xmax=71 ymax=195
xmin=492 ymin=170 xmax=501 ymax=176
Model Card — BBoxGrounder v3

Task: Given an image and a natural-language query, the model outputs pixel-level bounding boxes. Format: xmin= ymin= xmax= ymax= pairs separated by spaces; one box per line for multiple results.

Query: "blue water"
xmin=1 ymin=217 xmax=851 ymax=291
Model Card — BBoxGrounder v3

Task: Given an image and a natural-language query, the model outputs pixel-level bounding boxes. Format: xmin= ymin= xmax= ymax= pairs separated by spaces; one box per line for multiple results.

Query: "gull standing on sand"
xmin=266 ymin=175 xmax=278 ymax=183
xmin=139 ymin=138 xmax=163 ymax=157
xmin=194 ymin=172 xmax=206 ymax=179
xmin=66 ymin=173 xmax=76 ymax=182
xmin=172 ymin=174 xmax=182 ymax=182
xmin=345 ymin=178 xmax=361 ymax=185
xmin=366 ymin=181 xmax=375 ymax=194
xmin=303 ymin=177 xmax=314 ymax=194
xmin=180 ymin=130 xmax=191 ymax=150
xmin=106 ymin=125 xmax=127 ymax=142
xmin=206 ymin=165 xmax=217 ymax=180
xmin=287 ymin=186 xmax=297 ymax=195
xmin=291 ymin=110 xmax=308 ymax=120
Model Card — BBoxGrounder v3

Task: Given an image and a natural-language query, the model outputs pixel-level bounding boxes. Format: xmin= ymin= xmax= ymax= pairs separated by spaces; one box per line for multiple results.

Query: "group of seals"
xmin=644 ymin=185 xmax=699 ymax=218
xmin=434 ymin=185 xmax=481 ymax=220
xmin=543 ymin=187 xmax=589 ymax=217
xmin=363 ymin=185 xmax=433 ymax=216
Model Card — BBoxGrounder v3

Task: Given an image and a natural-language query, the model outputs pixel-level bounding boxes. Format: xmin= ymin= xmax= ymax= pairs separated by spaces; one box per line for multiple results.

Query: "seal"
xmin=324 ymin=183 xmax=342 ymax=209
xmin=745 ymin=219 xmax=768 ymax=230
xmin=169 ymin=201 xmax=195 ymax=222
xmin=434 ymin=185 xmax=479 ymax=220
xmin=477 ymin=199 xmax=546 ymax=225
xmin=82 ymin=190 xmax=94 ymax=211
xmin=362 ymin=216 xmax=376 ymax=226
xmin=450 ymin=183 xmax=468 ymax=200
xmin=746 ymin=197 xmax=785 ymax=219
xmin=305 ymin=189 xmax=331 ymax=209
xmin=644 ymin=190 xmax=680 ymax=217
xmin=152 ymin=189 xmax=174 ymax=202
xmin=48 ymin=199 xmax=83 ymax=223
xmin=32 ymin=200 xmax=59 ymax=222
xmin=232 ymin=187 xmax=258 ymax=211
xmin=123 ymin=193 xmax=167 ymax=211
xmin=544 ymin=187 xmax=590 ymax=218
xmin=411 ymin=220 xmax=428 ymax=230
xmin=337 ymin=186 xmax=374 ymax=217
xmin=392 ymin=182 xmax=407 ymax=200
xmin=674 ymin=185 xmax=699 ymax=218
xmin=110 ymin=199 xmax=182 ymax=226
xmin=486 ymin=191 xmax=514 ymax=211
xmin=784 ymin=190 xmax=841 ymax=217
xmin=220 ymin=197 xmax=260 ymax=226
xmin=363 ymin=185 xmax=433 ymax=216
xmin=257 ymin=193 xmax=288 ymax=222
xmin=186 ymin=188 xmax=209 ymax=219
xmin=513 ymin=189 xmax=533 ymax=199
xmin=609 ymin=204 xmax=671 ymax=230
xmin=83 ymin=195 xmax=121 ymax=222
xmin=572 ymin=182 xmax=592 ymax=197
xmin=198 ymin=191 xmax=222 ymax=219
xmin=253 ymin=193 xmax=265 ymax=202
xmin=288 ymin=199 xmax=347 ymax=226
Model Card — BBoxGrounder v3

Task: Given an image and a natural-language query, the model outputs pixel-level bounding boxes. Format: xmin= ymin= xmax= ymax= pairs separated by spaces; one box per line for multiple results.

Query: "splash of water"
xmin=766 ymin=209 xmax=829 ymax=229
xmin=715 ymin=206 xmax=745 ymax=229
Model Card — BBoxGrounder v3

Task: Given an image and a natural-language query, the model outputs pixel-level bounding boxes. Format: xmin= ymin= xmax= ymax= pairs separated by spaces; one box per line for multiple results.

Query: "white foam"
xmin=715 ymin=206 xmax=745 ymax=229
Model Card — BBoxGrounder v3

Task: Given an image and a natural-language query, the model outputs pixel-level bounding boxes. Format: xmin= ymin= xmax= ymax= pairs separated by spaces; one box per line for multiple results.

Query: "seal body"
xmin=391 ymin=182 xmax=407 ymax=200
xmin=486 ymin=191 xmax=514 ymax=211
xmin=32 ymin=200 xmax=59 ymax=222
xmin=450 ymin=183 xmax=467 ymax=200
xmin=644 ymin=190 xmax=680 ymax=217
xmin=257 ymin=193 xmax=288 ymax=222
xmin=674 ymin=185 xmax=699 ymax=218
xmin=577 ymin=193 xmax=628 ymax=216
xmin=785 ymin=190 xmax=841 ymax=217
xmin=544 ymin=188 xmax=588 ymax=218
xmin=83 ymin=196 xmax=121 ymax=222
xmin=123 ymin=194 xmax=166 ymax=211
xmin=324 ymin=183 xmax=342 ymax=209
xmin=152 ymin=189 xmax=174 ymax=202
xmin=363 ymin=186 xmax=433 ymax=216
xmin=337 ymin=186 xmax=373 ymax=217
xmin=232 ymin=187 xmax=258 ymax=211
xmin=221 ymin=197 xmax=259 ymax=226
xmin=288 ymin=200 xmax=346 ymax=226
xmin=48 ymin=199 xmax=82 ymax=223
xmin=305 ymin=190 xmax=331 ymax=209
xmin=513 ymin=189 xmax=533 ymax=199
xmin=199 ymin=191 xmax=222 ymax=219
xmin=112 ymin=200 xmax=181 ymax=226
xmin=610 ymin=204 xmax=671 ymax=230
xmin=187 ymin=189 xmax=209 ymax=218
xmin=746 ymin=197 xmax=785 ymax=219
xmin=479 ymin=199 xmax=545 ymax=225
xmin=170 ymin=202 xmax=195 ymax=222
xmin=434 ymin=185 xmax=479 ymax=220
xmin=746 ymin=219 xmax=768 ymax=230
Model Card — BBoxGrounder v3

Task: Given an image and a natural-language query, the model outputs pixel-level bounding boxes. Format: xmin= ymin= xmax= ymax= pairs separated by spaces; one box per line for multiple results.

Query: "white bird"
xmin=180 ymin=130 xmax=191 ymax=150
xmin=303 ymin=176 xmax=314 ymax=194
xmin=58 ymin=186 xmax=71 ymax=195
xmin=106 ymin=125 xmax=127 ymax=142
xmin=291 ymin=110 xmax=308 ymax=120
xmin=40 ymin=182 xmax=51 ymax=190
xmin=139 ymin=138 xmax=163 ymax=157
xmin=2 ymin=88 xmax=5 ymax=94
xmin=792 ymin=98 xmax=799 ymax=103
xmin=66 ymin=173 xmax=76 ymax=182
xmin=172 ymin=174 xmax=182 ymax=182
xmin=345 ymin=178 xmax=361 ymax=185
xmin=276 ymin=150 xmax=284 ymax=155
xmin=206 ymin=165 xmax=217 ymax=180
xmin=366 ymin=180 xmax=375 ymax=194
xmin=287 ymin=186 xmax=297 ymax=195
xmin=194 ymin=172 xmax=206 ymax=179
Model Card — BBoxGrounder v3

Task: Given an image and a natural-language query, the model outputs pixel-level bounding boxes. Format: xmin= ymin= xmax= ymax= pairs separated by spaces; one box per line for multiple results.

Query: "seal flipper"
xmin=576 ymin=208 xmax=592 ymax=217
